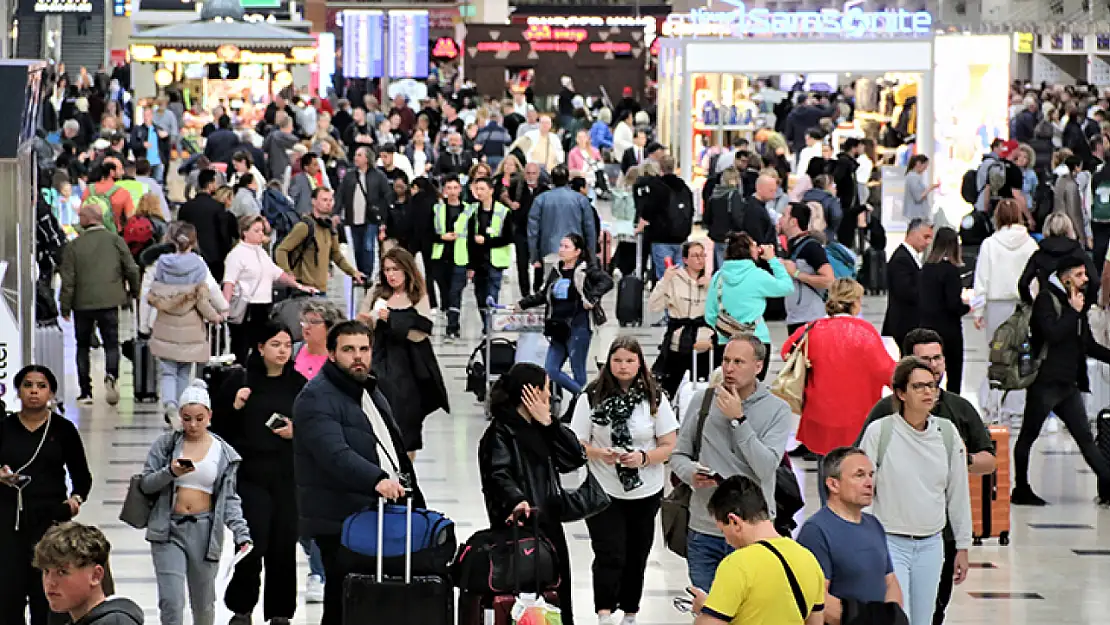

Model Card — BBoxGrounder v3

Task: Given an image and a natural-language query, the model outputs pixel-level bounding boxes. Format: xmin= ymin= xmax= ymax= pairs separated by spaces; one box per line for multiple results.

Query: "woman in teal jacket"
xmin=704 ymin=232 xmax=794 ymax=380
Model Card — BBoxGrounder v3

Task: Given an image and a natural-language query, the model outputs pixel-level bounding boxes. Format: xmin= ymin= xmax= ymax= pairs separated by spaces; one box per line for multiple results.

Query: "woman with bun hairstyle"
xmin=147 ymin=221 xmax=229 ymax=428
xmin=0 ymin=365 xmax=93 ymax=625
xmin=140 ymin=380 xmax=251 ymax=625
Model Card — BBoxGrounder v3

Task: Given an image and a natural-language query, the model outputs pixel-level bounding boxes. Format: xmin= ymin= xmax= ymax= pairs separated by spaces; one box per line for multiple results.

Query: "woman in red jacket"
xmin=781 ymin=278 xmax=895 ymax=504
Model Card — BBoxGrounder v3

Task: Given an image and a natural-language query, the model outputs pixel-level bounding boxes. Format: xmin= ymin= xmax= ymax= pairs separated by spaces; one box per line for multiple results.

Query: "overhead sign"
xmin=34 ymin=0 xmax=92 ymax=12
xmin=662 ymin=0 xmax=933 ymax=38
xmin=343 ymin=11 xmax=385 ymax=78
xmin=129 ymin=45 xmax=317 ymax=65
xmin=524 ymin=25 xmax=589 ymax=43
xmin=466 ymin=25 xmax=646 ymax=63
xmin=388 ymin=10 xmax=430 ymax=79
xmin=432 ymin=37 xmax=459 ymax=60
xmin=1014 ymin=32 xmax=1033 ymax=54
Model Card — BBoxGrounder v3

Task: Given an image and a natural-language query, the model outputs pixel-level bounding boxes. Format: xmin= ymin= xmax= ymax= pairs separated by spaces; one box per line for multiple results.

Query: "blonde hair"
xmin=213 ymin=185 xmax=234 ymax=206
xmin=825 ymin=279 xmax=864 ymax=316
xmin=1044 ymin=212 xmax=1077 ymax=239
xmin=720 ymin=167 xmax=741 ymax=188
xmin=1052 ymin=148 xmax=1074 ymax=170
xmin=135 ymin=193 xmax=162 ymax=220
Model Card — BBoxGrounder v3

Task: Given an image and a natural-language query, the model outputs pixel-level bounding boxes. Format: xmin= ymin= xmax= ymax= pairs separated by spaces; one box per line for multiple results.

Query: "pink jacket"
xmin=567 ymin=146 xmax=601 ymax=176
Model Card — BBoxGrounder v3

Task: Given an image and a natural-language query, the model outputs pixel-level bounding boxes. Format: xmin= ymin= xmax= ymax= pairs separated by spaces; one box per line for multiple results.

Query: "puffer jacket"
xmin=148 ymin=282 xmax=223 ymax=362
xmin=705 ymin=257 xmax=794 ymax=345
xmin=477 ymin=407 xmax=586 ymax=527
xmin=972 ymin=225 xmax=1040 ymax=308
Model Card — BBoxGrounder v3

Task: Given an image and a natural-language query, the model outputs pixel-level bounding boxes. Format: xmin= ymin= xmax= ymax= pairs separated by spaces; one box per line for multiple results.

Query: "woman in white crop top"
xmin=140 ymin=380 xmax=251 ymax=625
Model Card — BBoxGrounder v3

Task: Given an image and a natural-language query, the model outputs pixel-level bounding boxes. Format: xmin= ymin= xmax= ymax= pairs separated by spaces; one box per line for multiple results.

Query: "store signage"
xmin=34 ymin=0 xmax=92 ymax=13
xmin=432 ymin=37 xmax=459 ymax=60
xmin=526 ymin=15 xmax=656 ymax=29
xmin=524 ymin=26 xmax=589 ymax=43
xmin=590 ymin=42 xmax=632 ymax=54
xmin=129 ymin=45 xmax=317 ymax=65
xmin=662 ymin=0 xmax=933 ymax=39
xmin=476 ymin=42 xmax=521 ymax=53
xmin=1014 ymin=32 xmax=1033 ymax=54
xmin=112 ymin=0 xmax=129 ymax=17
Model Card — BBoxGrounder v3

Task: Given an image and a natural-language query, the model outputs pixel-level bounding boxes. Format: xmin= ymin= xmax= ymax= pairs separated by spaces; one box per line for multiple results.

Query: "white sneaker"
xmin=1046 ymin=417 xmax=1060 ymax=433
xmin=305 ymin=574 xmax=324 ymax=603
xmin=621 ymin=616 xmax=637 ymax=625
xmin=598 ymin=615 xmax=619 ymax=625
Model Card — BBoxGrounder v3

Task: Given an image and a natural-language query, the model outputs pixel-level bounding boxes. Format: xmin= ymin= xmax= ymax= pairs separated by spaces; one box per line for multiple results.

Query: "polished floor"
xmin=39 ymin=273 xmax=1110 ymax=625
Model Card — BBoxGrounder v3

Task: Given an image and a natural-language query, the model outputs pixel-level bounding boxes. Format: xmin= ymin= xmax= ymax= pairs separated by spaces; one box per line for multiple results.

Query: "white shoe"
xmin=598 ymin=615 xmax=619 ymax=625
xmin=621 ymin=615 xmax=637 ymax=625
xmin=305 ymin=574 xmax=324 ymax=603
xmin=164 ymin=405 xmax=182 ymax=431
xmin=1046 ymin=417 xmax=1060 ymax=433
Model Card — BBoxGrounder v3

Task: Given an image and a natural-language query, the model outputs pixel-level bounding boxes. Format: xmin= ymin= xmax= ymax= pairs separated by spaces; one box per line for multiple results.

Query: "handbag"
xmin=450 ymin=513 xmax=560 ymax=594
xmin=661 ymin=389 xmax=715 ymax=558
xmin=339 ymin=498 xmax=457 ymax=577
xmin=771 ymin=321 xmax=815 ymax=414
xmin=559 ymin=469 xmax=611 ymax=522
xmin=228 ymin=248 xmax=266 ymax=324
xmin=713 ymin=279 xmax=758 ymax=339
xmin=119 ymin=474 xmax=156 ymax=529
xmin=543 ymin=318 xmax=571 ymax=344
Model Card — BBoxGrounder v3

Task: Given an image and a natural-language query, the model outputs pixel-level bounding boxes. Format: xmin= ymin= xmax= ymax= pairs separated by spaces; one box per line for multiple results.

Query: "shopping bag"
xmin=511 ymin=594 xmax=563 ymax=625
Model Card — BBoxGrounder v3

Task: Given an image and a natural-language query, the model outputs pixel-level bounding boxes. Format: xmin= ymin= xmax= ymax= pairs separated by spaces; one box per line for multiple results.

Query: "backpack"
xmin=261 ymin=187 xmax=300 ymax=243
xmin=875 ymin=414 xmax=956 ymax=470
xmin=1033 ymin=171 xmax=1057 ymax=231
xmin=1092 ymin=176 xmax=1110 ymax=223
xmin=805 ymin=201 xmax=828 ymax=234
xmin=959 ymin=209 xmax=994 ymax=247
xmin=87 ymin=184 xmax=124 ymax=233
xmin=663 ymin=187 xmax=694 ymax=239
xmin=959 ymin=169 xmax=980 ymax=205
xmin=987 ymin=298 xmax=1060 ymax=391
xmin=123 ymin=215 xmax=155 ymax=256
xmin=825 ymin=241 xmax=858 ymax=279
xmin=286 ymin=217 xmax=317 ymax=273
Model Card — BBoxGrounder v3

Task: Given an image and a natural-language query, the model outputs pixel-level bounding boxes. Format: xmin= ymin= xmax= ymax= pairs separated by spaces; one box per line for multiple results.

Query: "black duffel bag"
xmin=450 ymin=511 xmax=560 ymax=595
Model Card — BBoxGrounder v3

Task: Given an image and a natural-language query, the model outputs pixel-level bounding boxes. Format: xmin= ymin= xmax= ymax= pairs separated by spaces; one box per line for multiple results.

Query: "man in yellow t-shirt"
xmin=691 ymin=475 xmax=826 ymax=625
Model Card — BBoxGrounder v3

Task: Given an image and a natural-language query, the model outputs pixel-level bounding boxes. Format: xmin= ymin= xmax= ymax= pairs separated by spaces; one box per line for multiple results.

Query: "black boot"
xmin=1011 ymin=484 xmax=1048 ymax=506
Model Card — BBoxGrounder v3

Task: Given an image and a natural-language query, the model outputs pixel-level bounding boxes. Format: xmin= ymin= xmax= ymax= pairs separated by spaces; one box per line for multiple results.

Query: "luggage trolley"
xmin=483 ymin=297 xmax=546 ymax=416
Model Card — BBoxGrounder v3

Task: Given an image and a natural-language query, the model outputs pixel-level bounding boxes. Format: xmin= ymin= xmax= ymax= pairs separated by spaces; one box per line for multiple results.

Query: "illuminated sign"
xmin=589 ymin=42 xmax=632 ymax=54
xmin=476 ymin=42 xmax=521 ymax=53
xmin=112 ymin=0 xmax=130 ymax=17
xmin=129 ymin=45 xmax=317 ymax=65
xmin=343 ymin=11 xmax=385 ymax=78
xmin=389 ymin=10 xmax=429 ymax=79
xmin=663 ymin=0 xmax=933 ymax=38
xmin=1014 ymin=32 xmax=1033 ymax=54
xmin=526 ymin=15 xmax=656 ymax=29
xmin=524 ymin=25 xmax=589 ymax=43
xmin=34 ymin=0 xmax=92 ymax=12
xmin=432 ymin=37 xmax=459 ymax=60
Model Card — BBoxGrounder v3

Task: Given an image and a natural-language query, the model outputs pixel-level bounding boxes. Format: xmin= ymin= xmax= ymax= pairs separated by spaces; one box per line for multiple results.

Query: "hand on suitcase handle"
xmin=375 ymin=478 xmax=406 ymax=500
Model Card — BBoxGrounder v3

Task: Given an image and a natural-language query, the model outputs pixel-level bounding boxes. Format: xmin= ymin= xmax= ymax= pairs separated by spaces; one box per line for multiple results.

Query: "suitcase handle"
xmin=509 ymin=506 xmax=544 ymax=596
xmin=691 ymin=339 xmax=715 ymax=382
xmin=376 ymin=493 xmax=414 ymax=584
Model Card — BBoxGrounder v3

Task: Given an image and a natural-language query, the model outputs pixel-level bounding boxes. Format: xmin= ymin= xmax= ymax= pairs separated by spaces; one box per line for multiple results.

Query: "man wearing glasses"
xmin=859 ymin=328 xmax=994 ymax=625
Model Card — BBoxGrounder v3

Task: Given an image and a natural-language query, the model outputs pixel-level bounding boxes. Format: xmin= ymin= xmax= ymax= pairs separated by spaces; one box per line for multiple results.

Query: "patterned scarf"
xmin=590 ymin=383 xmax=646 ymax=492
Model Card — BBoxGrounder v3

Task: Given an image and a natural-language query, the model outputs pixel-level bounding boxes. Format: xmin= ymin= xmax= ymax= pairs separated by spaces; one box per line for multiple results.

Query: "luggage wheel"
xmin=972 ymin=536 xmax=982 ymax=547
xmin=999 ymin=531 xmax=1010 ymax=546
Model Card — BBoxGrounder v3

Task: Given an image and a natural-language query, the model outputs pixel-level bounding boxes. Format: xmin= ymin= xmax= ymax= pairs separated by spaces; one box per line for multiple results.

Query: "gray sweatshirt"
xmin=859 ymin=414 xmax=973 ymax=549
xmin=669 ymin=383 xmax=792 ymax=536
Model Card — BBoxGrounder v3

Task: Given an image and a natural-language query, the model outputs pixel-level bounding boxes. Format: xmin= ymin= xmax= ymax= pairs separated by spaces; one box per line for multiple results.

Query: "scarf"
xmin=590 ymin=384 xmax=647 ymax=492
xmin=361 ymin=391 xmax=401 ymax=483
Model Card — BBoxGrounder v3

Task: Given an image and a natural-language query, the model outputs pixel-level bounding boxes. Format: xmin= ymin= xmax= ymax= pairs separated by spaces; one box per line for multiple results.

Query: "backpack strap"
xmin=875 ymin=416 xmax=896 ymax=470
xmin=937 ymin=417 xmax=957 ymax=462
xmin=692 ymin=388 xmax=715 ymax=459
xmin=758 ymin=540 xmax=810 ymax=619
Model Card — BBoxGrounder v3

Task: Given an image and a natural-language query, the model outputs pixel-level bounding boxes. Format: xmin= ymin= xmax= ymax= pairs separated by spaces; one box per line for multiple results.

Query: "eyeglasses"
xmin=300 ymin=318 xmax=325 ymax=327
xmin=909 ymin=381 xmax=939 ymax=392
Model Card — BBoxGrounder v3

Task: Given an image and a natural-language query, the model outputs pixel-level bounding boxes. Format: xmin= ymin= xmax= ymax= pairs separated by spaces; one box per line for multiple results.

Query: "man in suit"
xmin=620 ymin=129 xmax=649 ymax=174
xmin=881 ymin=218 xmax=933 ymax=352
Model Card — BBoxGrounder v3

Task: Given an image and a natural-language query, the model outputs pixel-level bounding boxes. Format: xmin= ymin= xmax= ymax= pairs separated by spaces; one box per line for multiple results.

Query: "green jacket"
xmin=59 ymin=225 xmax=141 ymax=316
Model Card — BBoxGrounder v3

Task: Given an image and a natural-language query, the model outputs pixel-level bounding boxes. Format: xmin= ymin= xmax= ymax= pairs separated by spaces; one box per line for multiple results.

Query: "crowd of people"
xmin=7 ymin=64 xmax=1110 ymax=625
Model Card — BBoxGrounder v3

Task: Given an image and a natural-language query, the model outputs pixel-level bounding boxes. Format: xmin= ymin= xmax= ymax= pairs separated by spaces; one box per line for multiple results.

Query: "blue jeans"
xmin=686 ymin=530 xmax=733 ymax=592
xmin=712 ymin=243 xmax=726 ymax=275
xmin=299 ymin=537 xmax=325 ymax=579
xmin=651 ymin=243 xmax=684 ymax=281
xmin=152 ymin=162 xmax=165 ymax=184
xmin=544 ymin=318 xmax=591 ymax=395
xmin=159 ymin=360 xmax=194 ymax=410
xmin=351 ymin=224 xmax=379 ymax=276
xmin=887 ymin=532 xmax=944 ymax=625
xmin=447 ymin=266 xmax=468 ymax=334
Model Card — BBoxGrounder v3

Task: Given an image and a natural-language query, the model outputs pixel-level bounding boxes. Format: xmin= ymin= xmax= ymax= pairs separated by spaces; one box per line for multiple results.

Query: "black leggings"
xmin=585 ymin=492 xmax=663 ymax=615
xmin=1016 ymin=381 xmax=1110 ymax=498
xmin=0 ymin=521 xmax=51 ymax=625
xmin=940 ymin=332 xmax=964 ymax=394
xmin=229 ymin=303 xmax=273 ymax=365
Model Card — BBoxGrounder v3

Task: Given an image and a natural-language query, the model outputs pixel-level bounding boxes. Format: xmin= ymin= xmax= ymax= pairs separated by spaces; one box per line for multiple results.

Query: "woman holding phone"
xmin=140 ymin=379 xmax=251 ymax=625
xmin=0 ymin=364 xmax=92 ymax=625
xmin=570 ymin=337 xmax=678 ymax=625
xmin=212 ymin=321 xmax=306 ymax=625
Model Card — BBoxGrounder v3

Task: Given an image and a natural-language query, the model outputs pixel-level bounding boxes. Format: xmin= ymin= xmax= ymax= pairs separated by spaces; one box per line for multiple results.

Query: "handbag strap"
xmin=692 ymin=388 xmax=715 ymax=459
xmin=758 ymin=540 xmax=809 ymax=619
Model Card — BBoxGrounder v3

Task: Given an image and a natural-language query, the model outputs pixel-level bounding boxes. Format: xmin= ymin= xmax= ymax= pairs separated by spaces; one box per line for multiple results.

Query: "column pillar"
xmin=469 ymin=0 xmax=508 ymax=25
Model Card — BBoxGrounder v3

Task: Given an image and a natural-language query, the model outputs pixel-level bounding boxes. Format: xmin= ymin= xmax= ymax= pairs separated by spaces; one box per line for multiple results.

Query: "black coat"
xmin=636 ymin=173 xmax=693 ymax=244
xmin=1018 ymin=236 xmax=1098 ymax=304
xmin=881 ymin=245 xmax=921 ymax=346
xmin=477 ymin=409 xmax=586 ymax=526
xmin=371 ymin=309 xmax=449 ymax=452
xmin=918 ymin=261 xmax=970 ymax=340
xmin=337 ymin=167 xmax=391 ymax=227
xmin=177 ymin=193 xmax=235 ymax=280
xmin=292 ymin=361 xmax=424 ymax=537
xmin=204 ymin=129 xmax=240 ymax=165
xmin=1032 ymin=279 xmax=1110 ymax=392
xmin=620 ymin=146 xmax=644 ymax=174
xmin=406 ymin=189 xmax=438 ymax=252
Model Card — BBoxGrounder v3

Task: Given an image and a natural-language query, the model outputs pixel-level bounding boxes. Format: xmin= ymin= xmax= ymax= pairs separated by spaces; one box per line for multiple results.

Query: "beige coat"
xmin=648 ymin=267 xmax=714 ymax=350
xmin=147 ymin=282 xmax=225 ymax=363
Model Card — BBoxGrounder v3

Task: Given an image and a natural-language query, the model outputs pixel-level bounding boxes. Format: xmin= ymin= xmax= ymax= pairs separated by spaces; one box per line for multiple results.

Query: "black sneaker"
xmin=77 ymin=393 xmax=94 ymax=406
xmin=1011 ymin=486 xmax=1048 ymax=506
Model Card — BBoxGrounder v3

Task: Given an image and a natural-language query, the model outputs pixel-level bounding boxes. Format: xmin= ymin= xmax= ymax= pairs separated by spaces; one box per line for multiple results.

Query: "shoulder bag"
xmin=771 ymin=321 xmax=816 ymax=414
xmin=714 ymin=278 xmax=758 ymax=339
xmin=119 ymin=433 xmax=177 ymax=529
xmin=559 ymin=469 xmax=611 ymax=522
xmin=661 ymin=389 xmax=716 ymax=558
xmin=228 ymin=247 xmax=266 ymax=325
xmin=758 ymin=539 xmax=811 ymax=619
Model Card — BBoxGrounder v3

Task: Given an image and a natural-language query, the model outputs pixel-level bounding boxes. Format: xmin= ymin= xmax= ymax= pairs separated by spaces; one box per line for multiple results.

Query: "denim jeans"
xmin=447 ymin=266 xmax=468 ymax=334
xmin=887 ymin=532 xmax=944 ymax=625
xmin=651 ymin=242 xmax=684 ymax=280
xmin=686 ymin=530 xmax=733 ymax=592
xmin=299 ymin=537 xmax=325 ymax=579
xmin=545 ymin=318 xmax=591 ymax=395
xmin=74 ymin=307 xmax=120 ymax=395
xmin=160 ymin=360 xmax=195 ymax=410
xmin=474 ymin=265 xmax=504 ymax=330
xmin=712 ymin=243 xmax=726 ymax=275
xmin=152 ymin=162 xmax=166 ymax=184
xmin=350 ymin=224 xmax=380 ymax=276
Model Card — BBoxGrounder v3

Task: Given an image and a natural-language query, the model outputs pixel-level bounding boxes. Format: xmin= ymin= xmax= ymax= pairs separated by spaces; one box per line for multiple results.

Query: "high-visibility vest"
xmin=452 ymin=202 xmax=513 ymax=269
xmin=431 ymin=201 xmax=470 ymax=262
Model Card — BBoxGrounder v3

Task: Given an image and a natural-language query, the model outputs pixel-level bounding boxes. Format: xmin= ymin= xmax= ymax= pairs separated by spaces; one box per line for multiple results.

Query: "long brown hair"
xmin=370 ymin=247 xmax=426 ymax=304
xmin=586 ymin=336 xmax=663 ymax=415
xmin=925 ymin=226 xmax=962 ymax=266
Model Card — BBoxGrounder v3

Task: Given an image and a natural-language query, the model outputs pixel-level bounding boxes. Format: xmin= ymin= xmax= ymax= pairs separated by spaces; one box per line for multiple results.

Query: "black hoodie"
xmin=70 ymin=597 xmax=144 ymax=625
xmin=635 ymin=173 xmax=694 ymax=244
xmin=1018 ymin=235 xmax=1098 ymax=304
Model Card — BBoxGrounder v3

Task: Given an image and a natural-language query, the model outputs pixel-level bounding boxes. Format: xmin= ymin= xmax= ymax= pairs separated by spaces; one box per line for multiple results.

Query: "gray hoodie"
xmin=669 ymin=383 xmax=793 ymax=536
xmin=70 ymin=597 xmax=144 ymax=625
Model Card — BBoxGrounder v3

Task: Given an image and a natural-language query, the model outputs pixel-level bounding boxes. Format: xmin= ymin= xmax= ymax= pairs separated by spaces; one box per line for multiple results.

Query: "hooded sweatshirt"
xmin=149 ymin=252 xmax=224 ymax=363
xmin=69 ymin=597 xmax=145 ymax=625
xmin=704 ymin=257 xmax=794 ymax=344
xmin=1018 ymin=235 xmax=1098 ymax=305
xmin=669 ymin=383 xmax=793 ymax=536
xmin=972 ymin=224 xmax=1039 ymax=305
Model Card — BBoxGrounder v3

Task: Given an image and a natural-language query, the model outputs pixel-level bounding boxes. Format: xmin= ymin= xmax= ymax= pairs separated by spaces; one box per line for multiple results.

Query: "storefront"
xmin=658 ymin=5 xmax=1011 ymax=229
xmin=464 ymin=23 xmax=649 ymax=104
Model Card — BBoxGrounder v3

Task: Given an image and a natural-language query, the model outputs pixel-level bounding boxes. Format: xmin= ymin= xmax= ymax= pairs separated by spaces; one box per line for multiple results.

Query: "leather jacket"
xmin=477 ymin=408 xmax=586 ymax=526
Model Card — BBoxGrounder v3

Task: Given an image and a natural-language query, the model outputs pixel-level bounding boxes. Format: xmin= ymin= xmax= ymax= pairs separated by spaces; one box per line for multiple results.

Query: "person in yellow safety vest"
xmin=430 ymin=175 xmax=470 ymax=341
xmin=456 ymin=177 xmax=514 ymax=333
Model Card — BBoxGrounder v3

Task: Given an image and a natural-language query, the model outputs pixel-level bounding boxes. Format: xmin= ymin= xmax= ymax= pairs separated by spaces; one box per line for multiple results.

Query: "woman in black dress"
xmin=919 ymin=227 xmax=971 ymax=393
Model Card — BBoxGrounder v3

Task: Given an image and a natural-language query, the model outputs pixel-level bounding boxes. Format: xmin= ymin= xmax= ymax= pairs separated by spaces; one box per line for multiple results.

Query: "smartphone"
xmin=673 ymin=597 xmax=693 ymax=614
xmin=177 ymin=458 xmax=195 ymax=470
xmin=664 ymin=256 xmax=675 ymax=269
xmin=266 ymin=414 xmax=289 ymax=430
xmin=695 ymin=464 xmax=724 ymax=484
xmin=12 ymin=474 xmax=31 ymax=487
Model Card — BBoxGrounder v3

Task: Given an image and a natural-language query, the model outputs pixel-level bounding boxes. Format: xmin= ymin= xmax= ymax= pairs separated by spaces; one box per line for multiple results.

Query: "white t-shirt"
xmin=570 ymin=394 xmax=679 ymax=500
xmin=223 ymin=242 xmax=285 ymax=304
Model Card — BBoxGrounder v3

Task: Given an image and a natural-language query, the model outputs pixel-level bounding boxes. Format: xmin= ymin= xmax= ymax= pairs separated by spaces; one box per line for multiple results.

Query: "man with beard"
xmin=293 ymin=321 xmax=424 ymax=625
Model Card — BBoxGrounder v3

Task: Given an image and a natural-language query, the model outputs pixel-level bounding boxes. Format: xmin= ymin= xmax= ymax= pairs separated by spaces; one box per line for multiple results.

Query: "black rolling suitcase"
xmin=616 ymin=234 xmax=644 ymax=326
xmin=130 ymin=311 xmax=158 ymax=403
xmin=860 ymin=247 xmax=887 ymax=295
xmin=343 ymin=496 xmax=454 ymax=625
xmin=1097 ymin=410 xmax=1110 ymax=500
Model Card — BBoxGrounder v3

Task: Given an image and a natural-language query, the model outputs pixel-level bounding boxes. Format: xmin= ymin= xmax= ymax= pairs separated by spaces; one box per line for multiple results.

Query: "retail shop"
xmin=463 ymin=23 xmax=649 ymax=103
xmin=657 ymin=5 xmax=1011 ymax=229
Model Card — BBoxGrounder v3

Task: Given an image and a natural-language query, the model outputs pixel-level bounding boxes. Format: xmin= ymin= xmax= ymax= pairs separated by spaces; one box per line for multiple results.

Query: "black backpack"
xmin=960 ymin=169 xmax=980 ymax=205
xmin=959 ymin=209 xmax=994 ymax=247
xmin=1032 ymin=171 xmax=1057 ymax=233
xmin=663 ymin=186 xmax=694 ymax=240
